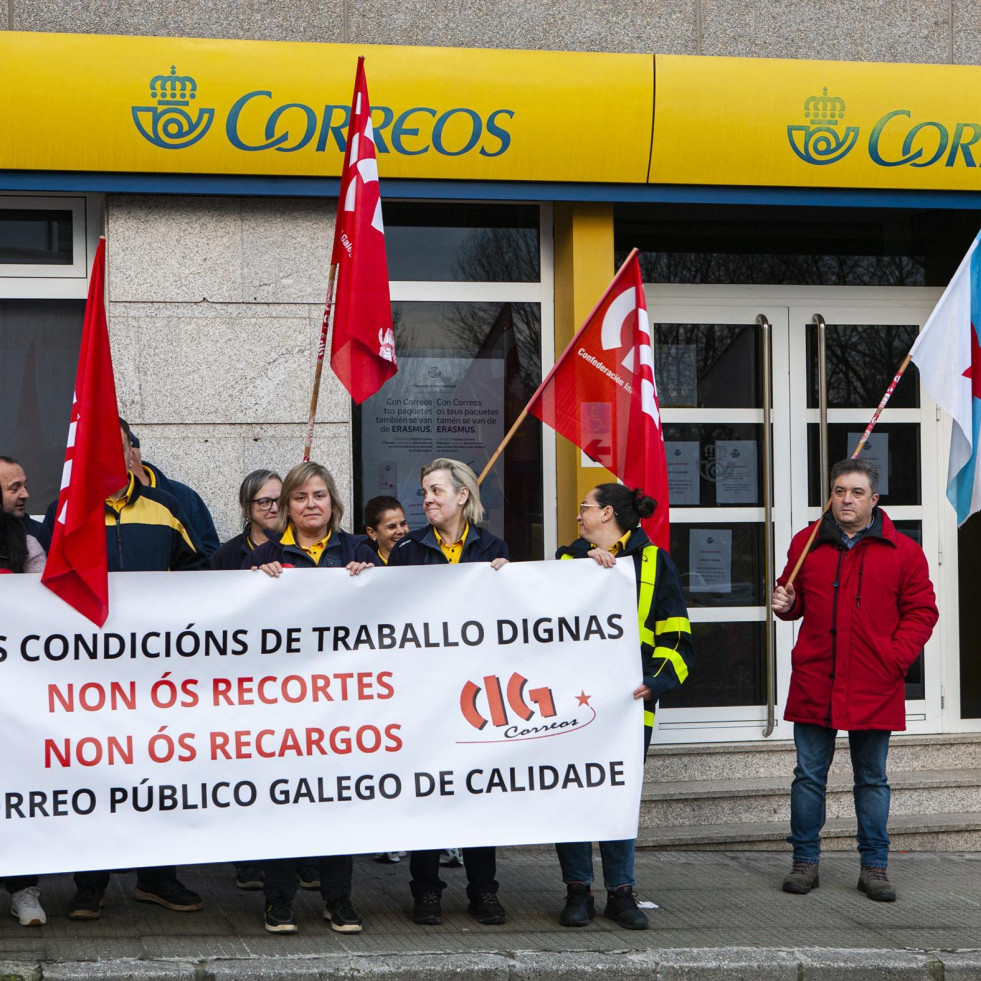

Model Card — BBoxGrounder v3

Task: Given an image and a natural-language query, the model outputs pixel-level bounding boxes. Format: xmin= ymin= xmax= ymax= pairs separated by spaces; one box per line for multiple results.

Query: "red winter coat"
xmin=776 ymin=508 xmax=938 ymax=731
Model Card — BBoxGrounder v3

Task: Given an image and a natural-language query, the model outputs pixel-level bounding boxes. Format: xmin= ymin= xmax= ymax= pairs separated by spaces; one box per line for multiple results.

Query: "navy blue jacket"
xmin=244 ymin=528 xmax=380 ymax=570
xmin=209 ymin=531 xmax=260 ymax=570
xmin=143 ymin=462 xmax=220 ymax=556
xmin=388 ymin=524 xmax=509 ymax=566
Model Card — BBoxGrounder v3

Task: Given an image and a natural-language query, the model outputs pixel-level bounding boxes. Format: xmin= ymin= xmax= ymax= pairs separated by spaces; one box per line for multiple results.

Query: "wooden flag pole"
xmin=303 ymin=263 xmax=338 ymax=462
xmin=783 ymin=352 xmax=913 ymax=589
xmin=476 ymin=248 xmax=641 ymax=486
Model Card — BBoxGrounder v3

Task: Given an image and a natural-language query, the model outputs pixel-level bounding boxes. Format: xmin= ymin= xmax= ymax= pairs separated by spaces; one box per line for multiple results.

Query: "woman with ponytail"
xmin=553 ymin=483 xmax=693 ymax=932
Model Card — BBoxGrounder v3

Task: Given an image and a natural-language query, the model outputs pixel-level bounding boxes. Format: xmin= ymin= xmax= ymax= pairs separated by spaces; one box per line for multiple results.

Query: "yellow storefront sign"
xmin=4 ymin=33 xmax=981 ymax=192
xmin=0 ymin=32 xmax=652 ymax=183
xmin=653 ymin=54 xmax=981 ymax=191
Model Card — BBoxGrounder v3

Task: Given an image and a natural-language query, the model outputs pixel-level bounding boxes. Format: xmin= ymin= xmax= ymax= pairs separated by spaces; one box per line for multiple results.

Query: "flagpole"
xmin=477 ymin=248 xmax=640 ymax=486
xmin=783 ymin=352 xmax=913 ymax=589
xmin=303 ymin=264 xmax=338 ymax=462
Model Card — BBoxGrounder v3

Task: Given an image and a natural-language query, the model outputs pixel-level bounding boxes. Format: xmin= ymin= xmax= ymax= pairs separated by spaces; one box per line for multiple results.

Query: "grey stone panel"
xmin=10 ymin=1 xmax=343 ymax=42
xmin=108 ymin=196 xmax=338 ymax=305
xmin=108 ymin=196 xmax=244 ymax=304
xmin=241 ymin=197 xmax=336 ymax=304
xmin=952 ymin=0 xmax=981 ymax=65
xmin=348 ymin=0 xmax=696 ymax=55
xmin=698 ymin=0 xmax=951 ymax=64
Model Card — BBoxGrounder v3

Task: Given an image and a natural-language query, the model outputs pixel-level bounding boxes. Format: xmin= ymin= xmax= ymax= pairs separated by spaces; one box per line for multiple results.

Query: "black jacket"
xmin=387 ymin=523 xmax=509 ymax=566
xmin=209 ymin=531 xmax=259 ymax=570
xmin=244 ymin=528 xmax=379 ymax=570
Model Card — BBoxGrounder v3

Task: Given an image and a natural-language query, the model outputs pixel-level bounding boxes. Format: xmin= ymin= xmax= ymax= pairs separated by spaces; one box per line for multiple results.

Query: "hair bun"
xmin=633 ymin=487 xmax=657 ymax=520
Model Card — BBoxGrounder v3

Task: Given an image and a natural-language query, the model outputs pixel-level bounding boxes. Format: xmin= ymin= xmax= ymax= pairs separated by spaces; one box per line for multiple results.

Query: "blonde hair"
xmin=277 ymin=462 xmax=344 ymax=535
xmin=420 ymin=457 xmax=484 ymax=525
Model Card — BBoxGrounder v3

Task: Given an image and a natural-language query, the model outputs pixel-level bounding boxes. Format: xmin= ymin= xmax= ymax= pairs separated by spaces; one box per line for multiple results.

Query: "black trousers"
xmin=2 ymin=876 xmax=38 ymax=893
xmin=409 ymin=846 xmax=497 ymax=899
xmin=74 ymin=865 xmax=176 ymax=890
xmin=262 ymin=855 xmax=353 ymax=904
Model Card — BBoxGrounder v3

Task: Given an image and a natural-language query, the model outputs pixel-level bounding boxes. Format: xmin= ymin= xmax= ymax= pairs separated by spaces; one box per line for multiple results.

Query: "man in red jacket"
xmin=772 ymin=459 xmax=938 ymax=902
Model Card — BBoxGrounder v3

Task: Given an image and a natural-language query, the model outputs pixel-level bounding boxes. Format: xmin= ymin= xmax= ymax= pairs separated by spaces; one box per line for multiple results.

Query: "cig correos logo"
xmin=458 ymin=671 xmax=595 ymax=743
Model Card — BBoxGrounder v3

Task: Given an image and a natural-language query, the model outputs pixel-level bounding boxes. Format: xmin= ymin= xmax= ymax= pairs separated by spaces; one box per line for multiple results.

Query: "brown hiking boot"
xmin=782 ymin=860 xmax=820 ymax=894
xmin=857 ymin=866 xmax=896 ymax=902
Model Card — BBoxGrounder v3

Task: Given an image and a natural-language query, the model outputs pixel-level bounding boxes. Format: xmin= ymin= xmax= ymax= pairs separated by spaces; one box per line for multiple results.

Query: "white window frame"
xmin=386 ymin=200 xmax=556 ymax=559
xmin=0 ymin=194 xmax=103 ymax=296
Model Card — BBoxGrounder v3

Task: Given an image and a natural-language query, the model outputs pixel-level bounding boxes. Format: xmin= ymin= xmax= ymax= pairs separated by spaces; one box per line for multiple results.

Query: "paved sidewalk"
xmin=1 ymin=849 xmax=979 ymax=978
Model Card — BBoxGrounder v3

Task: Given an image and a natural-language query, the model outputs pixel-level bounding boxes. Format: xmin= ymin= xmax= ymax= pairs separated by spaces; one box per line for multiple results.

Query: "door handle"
xmin=757 ymin=314 xmax=777 ymax=737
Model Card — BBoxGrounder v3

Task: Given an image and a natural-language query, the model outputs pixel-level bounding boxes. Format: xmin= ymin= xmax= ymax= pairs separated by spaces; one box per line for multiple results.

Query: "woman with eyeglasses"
xmin=388 ymin=458 xmax=508 ymax=926
xmin=243 ymin=461 xmax=377 ymax=935
xmin=552 ymin=483 xmax=693 ymax=932
xmin=208 ymin=469 xmax=283 ymax=571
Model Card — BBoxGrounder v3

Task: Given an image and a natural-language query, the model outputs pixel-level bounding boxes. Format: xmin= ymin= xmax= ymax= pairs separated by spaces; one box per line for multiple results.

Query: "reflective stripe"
xmin=656 ymin=616 xmax=691 ymax=635
xmin=654 ymin=645 xmax=689 ymax=684
xmin=637 ymin=546 xmax=658 ymax=646
xmin=644 ymin=709 xmax=655 ymax=727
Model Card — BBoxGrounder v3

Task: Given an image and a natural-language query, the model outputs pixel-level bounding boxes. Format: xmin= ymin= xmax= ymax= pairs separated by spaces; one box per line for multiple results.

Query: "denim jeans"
xmin=553 ymin=719 xmax=652 ymax=892
xmin=788 ymin=722 xmax=891 ymax=868
xmin=554 ymin=840 xmax=636 ymax=892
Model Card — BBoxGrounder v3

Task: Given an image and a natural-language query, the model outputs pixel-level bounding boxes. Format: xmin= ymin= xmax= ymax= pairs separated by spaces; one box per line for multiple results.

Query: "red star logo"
xmin=576 ymin=691 xmax=592 ymax=706
xmin=965 ymin=323 xmax=981 ymax=400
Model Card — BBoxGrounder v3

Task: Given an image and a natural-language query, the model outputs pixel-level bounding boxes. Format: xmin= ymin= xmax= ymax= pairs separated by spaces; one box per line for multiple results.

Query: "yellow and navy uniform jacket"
xmin=244 ymin=527 xmax=379 ymax=570
xmin=557 ymin=527 xmax=693 ymax=728
xmin=388 ymin=523 xmax=508 ymax=566
xmin=142 ymin=462 xmax=220 ymax=556
xmin=103 ymin=476 xmax=204 ymax=571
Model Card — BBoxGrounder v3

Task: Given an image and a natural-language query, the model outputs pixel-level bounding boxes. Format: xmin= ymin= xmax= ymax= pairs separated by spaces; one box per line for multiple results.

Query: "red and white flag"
xmin=42 ymin=239 xmax=127 ymax=626
xmin=328 ymin=57 xmax=397 ymax=404
xmin=527 ymin=251 xmax=670 ymax=548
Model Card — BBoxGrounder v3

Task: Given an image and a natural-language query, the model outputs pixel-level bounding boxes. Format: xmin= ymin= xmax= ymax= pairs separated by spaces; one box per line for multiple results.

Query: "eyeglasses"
xmin=251 ymin=497 xmax=279 ymax=512
xmin=578 ymin=502 xmax=603 ymax=515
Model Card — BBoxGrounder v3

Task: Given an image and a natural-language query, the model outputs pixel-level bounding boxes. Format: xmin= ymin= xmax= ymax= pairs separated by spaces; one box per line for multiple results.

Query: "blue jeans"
xmin=788 ymin=722 xmax=891 ymax=868
xmin=555 ymin=840 xmax=635 ymax=892
xmin=554 ymin=720 xmax=652 ymax=892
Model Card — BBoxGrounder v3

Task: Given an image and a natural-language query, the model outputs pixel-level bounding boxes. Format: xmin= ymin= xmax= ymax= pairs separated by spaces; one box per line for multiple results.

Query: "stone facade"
xmin=106 ymin=195 xmax=349 ymax=540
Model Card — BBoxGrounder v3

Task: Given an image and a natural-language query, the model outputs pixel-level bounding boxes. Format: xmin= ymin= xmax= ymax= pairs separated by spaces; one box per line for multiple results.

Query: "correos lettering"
xmin=868 ymin=109 xmax=981 ymax=168
xmin=226 ymin=91 xmax=513 ymax=157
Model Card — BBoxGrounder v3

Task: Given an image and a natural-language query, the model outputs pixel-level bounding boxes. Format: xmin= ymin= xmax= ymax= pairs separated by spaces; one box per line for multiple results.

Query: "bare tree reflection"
xmin=633 ymin=251 xmax=926 ymax=287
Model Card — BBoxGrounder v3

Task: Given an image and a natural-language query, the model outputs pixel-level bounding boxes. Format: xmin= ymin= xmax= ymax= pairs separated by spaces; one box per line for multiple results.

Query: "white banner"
xmin=0 ymin=560 xmax=642 ymax=876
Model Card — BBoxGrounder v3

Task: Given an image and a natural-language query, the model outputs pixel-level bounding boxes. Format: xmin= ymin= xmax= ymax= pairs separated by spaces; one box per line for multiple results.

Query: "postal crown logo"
xmin=787 ymin=87 xmax=860 ymax=165
xmin=132 ymin=65 xmax=215 ymax=149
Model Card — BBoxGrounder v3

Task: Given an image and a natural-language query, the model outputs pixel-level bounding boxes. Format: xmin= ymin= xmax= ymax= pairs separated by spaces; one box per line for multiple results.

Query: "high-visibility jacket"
xmin=557 ymin=527 xmax=693 ymax=730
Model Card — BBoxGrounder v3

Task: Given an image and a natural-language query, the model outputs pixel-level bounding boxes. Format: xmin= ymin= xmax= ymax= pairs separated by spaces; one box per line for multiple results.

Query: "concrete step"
xmin=639 ymin=767 xmax=981 ymax=828
xmin=637 ymin=810 xmax=981 ymax=852
xmin=645 ymin=733 xmax=981 ymax=783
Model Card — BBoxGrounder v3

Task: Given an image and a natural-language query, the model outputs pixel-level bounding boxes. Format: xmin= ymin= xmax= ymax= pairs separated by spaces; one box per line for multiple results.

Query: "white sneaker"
xmin=10 ymin=886 xmax=46 ymax=926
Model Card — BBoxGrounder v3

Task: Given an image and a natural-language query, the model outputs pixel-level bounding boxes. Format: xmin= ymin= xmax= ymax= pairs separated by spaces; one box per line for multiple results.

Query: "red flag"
xmin=527 ymin=252 xmax=670 ymax=548
xmin=42 ymin=239 xmax=127 ymax=625
xmin=328 ymin=57 xmax=396 ymax=404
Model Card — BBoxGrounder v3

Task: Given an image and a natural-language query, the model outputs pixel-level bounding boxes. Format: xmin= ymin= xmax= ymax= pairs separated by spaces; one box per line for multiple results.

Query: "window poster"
xmin=688 ymin=528 xmax=733 ymax=594
xmin=714 ymin=440 xmax=758 ymax=505
xmin=666 ymin=440 xmax=701 ymax=506
xmin=360 ymin=357 xmax=505 ymax=537
xmin=845 ymin=432 xmax=889 ymax=496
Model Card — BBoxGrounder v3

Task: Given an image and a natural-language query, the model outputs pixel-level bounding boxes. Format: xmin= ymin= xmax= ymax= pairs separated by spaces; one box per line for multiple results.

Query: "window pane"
xmin=807 ymin=423 xmax=921 ymax=506
xmin=659 ymin=621 xmax=765 ymax=708
xmin=385 ymin=203 xmax=539 ymax=282
xmin=356 ymin=301 xmax=543 ymax=560
xmin=0 ymin=300 xmax=84 ymax=509
xmin=669 ymin=522 xmax=766 ymax=607
xmin=806 ymin=323 xmax=920 ymax=409
xmin=653 ymin=324 xmax=761 ymax=408
xmin=0 ymin=209 xmax=73 ymax=265
xmin=664 ymin=423 xmax=764 ymax=508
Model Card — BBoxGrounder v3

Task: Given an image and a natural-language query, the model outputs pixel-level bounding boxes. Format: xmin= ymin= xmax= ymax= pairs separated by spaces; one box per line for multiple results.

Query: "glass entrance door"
xmin=646 ymin=288 xmax=945 ymax=744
